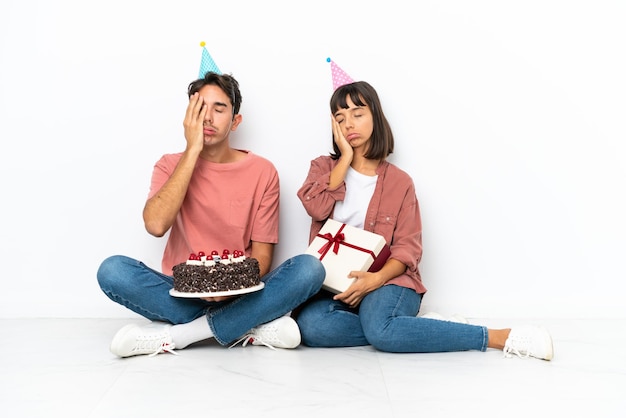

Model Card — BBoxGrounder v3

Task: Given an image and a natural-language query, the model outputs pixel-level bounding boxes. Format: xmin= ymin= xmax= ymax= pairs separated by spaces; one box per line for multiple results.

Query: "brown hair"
xmin=329 ymin=81 xmax=394 ymax=160
xmin=187 ymin=72 xmax=242 ymax=117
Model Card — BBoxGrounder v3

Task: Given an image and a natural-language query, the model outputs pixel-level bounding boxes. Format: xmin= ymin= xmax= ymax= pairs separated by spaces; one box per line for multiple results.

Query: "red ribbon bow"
xmin=315 ymin=223 xmax=376 ymax=261
xmin=317 ymin=231 xmax=345 ymax=257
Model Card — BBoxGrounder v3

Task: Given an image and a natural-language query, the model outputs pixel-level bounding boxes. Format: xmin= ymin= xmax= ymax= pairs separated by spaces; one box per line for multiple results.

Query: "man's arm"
xmin=143 ymin=93 xmax=206 ymax=237
xmin=250 ymin=241 xmax=275 ymax=277
xmin=143 ymin=151 xmax=200 ymax=237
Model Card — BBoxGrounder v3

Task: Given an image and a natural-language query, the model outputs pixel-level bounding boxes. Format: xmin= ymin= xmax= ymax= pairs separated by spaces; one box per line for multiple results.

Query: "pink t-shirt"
xmin=148 ymin=151 xmax=280 ymax=275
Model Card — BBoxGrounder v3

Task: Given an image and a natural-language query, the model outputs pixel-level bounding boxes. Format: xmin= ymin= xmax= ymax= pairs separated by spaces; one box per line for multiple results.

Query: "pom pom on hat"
xmin=199 ymin=41 xmax=221 ymax=78
xmin=327 ymin=57 xmax=354 ymax=90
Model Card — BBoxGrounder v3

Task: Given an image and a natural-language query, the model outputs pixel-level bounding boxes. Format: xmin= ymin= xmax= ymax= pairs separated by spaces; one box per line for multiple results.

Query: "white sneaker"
xmin=230 ymin=316 xmax=301 ymax=350
xmin=503 ymin=325 xmax=554 ymax=361
xmin=449 ymin=314 xmax=469 ymax=324
xmin=420 ymin=312 xmax=469 ymax=324
xmin=110 ymin=323 xmax=177 ymax=358
xmin=419 ymin=312 xmax=446 ymax=321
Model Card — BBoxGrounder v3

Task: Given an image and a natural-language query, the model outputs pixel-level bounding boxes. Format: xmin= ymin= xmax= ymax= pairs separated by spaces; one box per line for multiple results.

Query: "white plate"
xmin=169 ymin=282 xmax=265 ymax=298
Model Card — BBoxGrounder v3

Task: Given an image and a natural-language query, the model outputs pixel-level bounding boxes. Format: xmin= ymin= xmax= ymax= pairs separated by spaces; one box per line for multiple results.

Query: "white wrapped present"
xmin=305 ymin=219 xmax=390 ymax=294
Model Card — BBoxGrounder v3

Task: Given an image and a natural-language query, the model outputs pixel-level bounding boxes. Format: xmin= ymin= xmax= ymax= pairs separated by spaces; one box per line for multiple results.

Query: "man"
xmin=97 ymin=72 xmax=324 ymax=357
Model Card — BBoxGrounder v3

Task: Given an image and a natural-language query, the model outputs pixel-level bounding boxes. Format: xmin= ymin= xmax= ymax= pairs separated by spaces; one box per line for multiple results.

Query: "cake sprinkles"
xmin=172 ymin=249 xmax=261 ymax=293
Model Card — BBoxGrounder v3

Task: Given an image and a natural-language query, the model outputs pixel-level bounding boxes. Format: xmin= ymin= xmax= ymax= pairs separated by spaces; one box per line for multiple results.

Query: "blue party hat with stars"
xmin=199 ymin=42 xmax=221 ymax=77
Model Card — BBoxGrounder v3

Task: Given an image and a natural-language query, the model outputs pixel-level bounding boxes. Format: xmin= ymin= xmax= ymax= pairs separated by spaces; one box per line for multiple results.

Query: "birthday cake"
xmin=172 ymin=249 xmax=261 ymax=293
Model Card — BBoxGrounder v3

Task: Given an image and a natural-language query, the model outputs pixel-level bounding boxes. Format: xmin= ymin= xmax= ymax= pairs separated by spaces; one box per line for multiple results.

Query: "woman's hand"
xmin=331 ymin=115 xmax=354 ymax=161
xmin=333 ymin=270 xmax=385 ymax=308
xmin=333 ymin=259 xmax=407 ymax=307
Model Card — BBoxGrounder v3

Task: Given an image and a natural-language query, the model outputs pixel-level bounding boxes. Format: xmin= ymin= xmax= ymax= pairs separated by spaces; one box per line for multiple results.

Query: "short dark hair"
xmin=187 ymin=72 xmax=242 ymax=117
xmin=329 ymin=81 xmax=394 ymax=160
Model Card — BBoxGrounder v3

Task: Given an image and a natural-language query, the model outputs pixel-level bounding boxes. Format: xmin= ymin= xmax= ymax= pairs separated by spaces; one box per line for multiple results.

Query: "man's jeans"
xmin=97 ymin=254 xmax=325 ymax=345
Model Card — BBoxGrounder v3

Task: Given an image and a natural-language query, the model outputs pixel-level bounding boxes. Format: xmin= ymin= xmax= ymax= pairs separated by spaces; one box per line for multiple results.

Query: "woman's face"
xmin=333 ymin=95 xmax=374 ymax=151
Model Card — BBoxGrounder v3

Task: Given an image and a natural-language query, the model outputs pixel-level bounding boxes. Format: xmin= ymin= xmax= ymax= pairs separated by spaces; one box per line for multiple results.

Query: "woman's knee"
xmin=361 ymin=319 xmax=401 ymax=352
xmin=361 ymin=317 xmax=396 ymax=352
xmin=366 ymin=331 xmax=395 ymax=352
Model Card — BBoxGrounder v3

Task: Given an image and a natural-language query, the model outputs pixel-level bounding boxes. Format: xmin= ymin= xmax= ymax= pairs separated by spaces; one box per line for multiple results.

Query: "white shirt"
xmin=333 ymin=166 xmax=378 ymax=229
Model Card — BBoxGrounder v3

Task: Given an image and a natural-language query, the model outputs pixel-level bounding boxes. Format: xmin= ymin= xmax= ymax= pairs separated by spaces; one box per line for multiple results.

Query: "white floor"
xmin=1 ymin=317 xmax=624 ymax=418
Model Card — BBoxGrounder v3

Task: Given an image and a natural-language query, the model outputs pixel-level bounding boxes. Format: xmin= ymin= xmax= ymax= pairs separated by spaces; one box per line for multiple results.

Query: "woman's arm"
xmin=297 ymin=157 xmax=346 ymax=221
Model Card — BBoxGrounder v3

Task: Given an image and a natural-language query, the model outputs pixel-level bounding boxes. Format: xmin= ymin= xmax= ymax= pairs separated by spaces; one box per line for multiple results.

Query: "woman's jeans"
xmin=97 ymin=254 xmax=325 ymax=345
xmin=295 ymin=284 xmax=488 ymax=353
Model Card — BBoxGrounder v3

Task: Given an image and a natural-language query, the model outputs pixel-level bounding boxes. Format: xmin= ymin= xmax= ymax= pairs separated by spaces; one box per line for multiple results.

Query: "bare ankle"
xmin=487 ymin=328 xmax=511 ymax=350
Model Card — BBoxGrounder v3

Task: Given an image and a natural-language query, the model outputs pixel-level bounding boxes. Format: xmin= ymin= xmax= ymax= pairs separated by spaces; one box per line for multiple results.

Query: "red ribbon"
xmin=316 ymin=223 xmax=377 ymax=261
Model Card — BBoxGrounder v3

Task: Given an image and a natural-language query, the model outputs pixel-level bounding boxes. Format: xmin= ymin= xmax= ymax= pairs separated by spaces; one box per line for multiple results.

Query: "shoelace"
xmin=503 ymin=327 xmax=552 ymax=361
xmin=147 ymin=341 xmax=178 ymax=357
xmin=229 ymin=334 xmax=277 ymax=350
xmin=503 ymin=336 xmax=532 ymax=359
xmin=503 ymin=345 xmax=529 ymax=359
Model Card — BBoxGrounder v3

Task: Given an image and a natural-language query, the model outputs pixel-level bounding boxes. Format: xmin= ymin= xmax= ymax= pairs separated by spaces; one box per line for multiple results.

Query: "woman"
xmin=295 ymin=81 xmax=553 ymax=360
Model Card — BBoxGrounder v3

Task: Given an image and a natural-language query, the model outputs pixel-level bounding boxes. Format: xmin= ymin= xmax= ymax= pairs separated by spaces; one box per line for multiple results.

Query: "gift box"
xmin=305 ymin=219 xmax=390 ymax=294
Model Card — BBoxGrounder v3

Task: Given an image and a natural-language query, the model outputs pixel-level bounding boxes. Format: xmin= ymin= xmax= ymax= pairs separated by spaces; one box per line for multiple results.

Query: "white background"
xmin=1 ymin=0 xmax=624 ymax=319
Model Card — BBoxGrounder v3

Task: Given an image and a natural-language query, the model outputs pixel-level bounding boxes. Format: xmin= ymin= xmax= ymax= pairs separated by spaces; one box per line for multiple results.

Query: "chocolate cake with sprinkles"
xmin=172 ymin=249 xmax=261 ymax=293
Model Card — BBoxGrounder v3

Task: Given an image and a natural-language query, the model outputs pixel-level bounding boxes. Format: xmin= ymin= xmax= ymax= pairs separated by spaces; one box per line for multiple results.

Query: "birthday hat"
xmin=327 ymin=57 xmax=354 ymax=90
xmin=198 ymin=41 xmax=221 ymax=78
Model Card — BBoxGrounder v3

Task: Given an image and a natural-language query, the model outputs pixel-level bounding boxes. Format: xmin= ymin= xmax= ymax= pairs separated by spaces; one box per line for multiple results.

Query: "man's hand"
xmin=183 ymin=92 xmax=207 ymax=152
xmin=200 ymin=295 xmax=235 ymax=303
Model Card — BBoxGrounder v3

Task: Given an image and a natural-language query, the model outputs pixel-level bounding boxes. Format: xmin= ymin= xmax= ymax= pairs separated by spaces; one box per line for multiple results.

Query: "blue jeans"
xmin=295 ymin=284 xmax=488 ymax=353
xmin=97 ymin=254 xmax=325 ymax=345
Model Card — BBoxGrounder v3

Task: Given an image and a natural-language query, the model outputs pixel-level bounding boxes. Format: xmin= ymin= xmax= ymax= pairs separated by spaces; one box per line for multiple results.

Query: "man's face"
xmin=197 ymin=84 xmax=240 ymax=146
